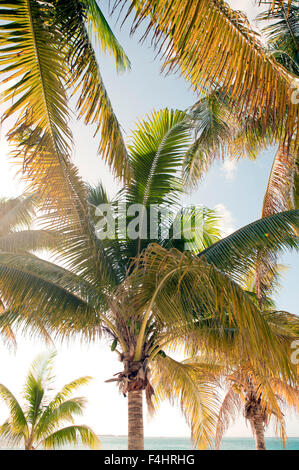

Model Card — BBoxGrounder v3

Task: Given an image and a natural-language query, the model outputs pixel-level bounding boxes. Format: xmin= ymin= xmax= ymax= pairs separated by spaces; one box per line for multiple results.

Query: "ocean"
xmin=99 ymin=436 xmax=299 ymax=450
xmin=1 ymin=436 xmax=298 ymax=450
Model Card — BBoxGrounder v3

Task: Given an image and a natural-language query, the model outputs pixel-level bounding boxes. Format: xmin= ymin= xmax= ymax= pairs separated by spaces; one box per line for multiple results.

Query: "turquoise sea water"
xmin=1 ymin=436 xmax=298 ymax=450
xmin=99 ymin=436 xmax=299 ymax=450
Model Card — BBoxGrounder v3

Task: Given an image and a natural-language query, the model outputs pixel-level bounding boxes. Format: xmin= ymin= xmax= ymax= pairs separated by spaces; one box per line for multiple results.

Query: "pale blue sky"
xmin=0 ymin=0 xmax=298 ymax=442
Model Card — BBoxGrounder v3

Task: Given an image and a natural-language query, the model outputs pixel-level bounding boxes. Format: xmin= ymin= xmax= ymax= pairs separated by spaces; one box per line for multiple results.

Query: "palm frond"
xmin=127 ymin=243 xmax=295 ymax=379
xmin=183 ymin=94 xmax=240 ymax=187
xmin=23 ymin=352 xmax=57 ymax=426
xmin=36 ymin=397 xmax=86 ymax=440
xmin=41 ymin=424 xmax=100 ymax=449
xmin=200 ymin=210 xmax=299 ymax=284
xmin=116 ymin=0 xmax=299 ymax=149
xmin=0 ymin=385 xmax=28 ymax=435
xmin=255 ymin=149 xmax=298 ymax=302
xmin=166 ymin=206 xmax=222 ymax=254
xmin=56 ymin=0 xmax=131 ymax=180
xmin=0 ymin=0 xmax=74 ymax=211
xmin=0 ymin=300 xmax=17 ymax=348
xmin=152 ymin=355 xmax=219 ymax=449
xmin=263 ymin=146 xmax=297 ymax=216
xmin=126 ymin=108 xmax=191 ymax=207
xmin=0 ymin=420 xmax=26 ymax=448
xmin=49 ymin=377 xmax=92 ymax=407
xmin=0 ymin=252 xmax=101 ymax=339
xmin=0 ymin=230 xmax=58 ymax=253
xmin=83 ymin=0 xmax=131 ymax=71
xmin=257 ymin=1 xmax=298 ymax=76
xmin=0 ymin=194 xmax=37 ymax=234
xmin=215 ymin=387 xmax=241 ymax=449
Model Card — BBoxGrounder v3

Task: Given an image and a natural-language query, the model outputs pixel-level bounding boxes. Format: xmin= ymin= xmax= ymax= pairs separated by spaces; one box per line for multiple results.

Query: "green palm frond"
xmin=200 ymin=210 xmax=299 ymax=284
xmin=41 ymin=424 xmax=100 ymax=449
xmin=256 ymin=94 xmax=298 ymax=299
xmin=183 ymin=92 xmax=276 ymax=188
xmin=48 ymin=377 xmax=92 ymax=408
xmin=0 ymin=385 xmax=28 ymax=435
xmin=152 ymin=355 xmax=219 ymax=449
xmin=126 ymin=108 xmax=191 ymax=207
xmin=36 ymin=397 xmax=86 ymax=440
xmin=55 ymin=0 xmax=131 ymax=180
xmin=83 ymin=0 xmax=131 ymax=71
xmin=183 ymin=94 xmax=239 ymax=187
xmin=116 ymin=108 xmax=193 ymax=256
xmin=23 ymin=352 xmax=57 ymax=426
xmin=0 ymin=252 xmax=101 ymax=339
xmin=166 ymin=206 xmax=222 ymax=253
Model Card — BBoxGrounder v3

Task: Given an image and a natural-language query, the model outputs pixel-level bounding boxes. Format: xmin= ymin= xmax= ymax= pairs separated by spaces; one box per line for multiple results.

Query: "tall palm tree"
xmin=0 ymin=352 xmax=100 ymax=449
xmin=0 ymin=0 xmax=131 ymax=222
xmin=0 ymin=109 xmax=297 ymax=449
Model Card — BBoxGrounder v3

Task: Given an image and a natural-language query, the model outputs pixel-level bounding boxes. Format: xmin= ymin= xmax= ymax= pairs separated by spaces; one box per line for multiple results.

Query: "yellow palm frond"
xmin=152 ymin=355 xmax=220 ymax=449
xmin=215 ymin=387 xmax=242 ymax=450
xmin=128 ymin=243 xmax=296 ymax=381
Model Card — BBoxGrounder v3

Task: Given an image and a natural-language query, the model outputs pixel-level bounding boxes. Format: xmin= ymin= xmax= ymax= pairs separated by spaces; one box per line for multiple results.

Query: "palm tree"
xmin=113 ymin=0 xmax=298 ymax=151
xmin=0 ymin=109 xmax=297 ymax=449
xmin=193 ymin=267 xmax=299 ymax=450
xmin=0 ymin=0 xmax=131 ymax=222
xmin=0 ymin=352 xmax=100 ymax=449
xmin=213 ymin=310 xmax=299 ymax=450
xmin=215 ymin=359 xmax=299 ymax=450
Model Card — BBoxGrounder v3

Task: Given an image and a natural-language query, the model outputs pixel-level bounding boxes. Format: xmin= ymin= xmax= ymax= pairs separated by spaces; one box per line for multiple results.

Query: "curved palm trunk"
xmin=251 ymin=413 xmax=266 ymax=450
xmin=128 ymin=390 xmax=144 ymax=450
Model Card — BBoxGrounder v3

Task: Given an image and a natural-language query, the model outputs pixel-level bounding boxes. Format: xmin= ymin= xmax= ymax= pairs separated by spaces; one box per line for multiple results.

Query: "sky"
xmin=0 ymin=0 xmax=298 ymax=442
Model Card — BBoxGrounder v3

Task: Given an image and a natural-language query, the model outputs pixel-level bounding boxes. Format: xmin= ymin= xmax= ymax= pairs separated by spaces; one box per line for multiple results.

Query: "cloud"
xmin=214 ymin=203 xmax=235 ymax=236
xmin=221 ymin=159 xmax=238 ymax=181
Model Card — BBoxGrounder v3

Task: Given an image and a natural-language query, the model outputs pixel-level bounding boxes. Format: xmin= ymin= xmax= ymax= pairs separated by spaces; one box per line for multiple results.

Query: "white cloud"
xmin=214 ymin=203 xmax=235 ymax=236
xmin=221 ymin=159 xmax=238 ymax=181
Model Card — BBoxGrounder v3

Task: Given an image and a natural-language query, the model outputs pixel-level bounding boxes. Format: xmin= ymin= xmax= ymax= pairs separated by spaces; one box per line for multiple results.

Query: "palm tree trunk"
xmin=128 ymin=390 xmax=144 ymax=450
xmin=251 ymin=414 xmax=266 ymax=450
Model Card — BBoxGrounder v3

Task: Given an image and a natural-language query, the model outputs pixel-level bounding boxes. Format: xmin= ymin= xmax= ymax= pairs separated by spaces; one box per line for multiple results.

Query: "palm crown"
xmin=0 ymin=352 xmax=100 ymax=450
